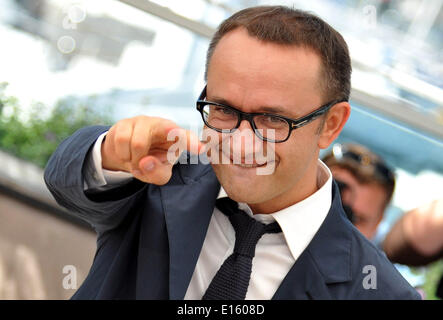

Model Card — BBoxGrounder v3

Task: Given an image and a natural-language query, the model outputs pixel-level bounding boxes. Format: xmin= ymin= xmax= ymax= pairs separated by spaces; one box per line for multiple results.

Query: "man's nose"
xmin=233 ymin=119 xmax=257 ymax=143
xmin=237 ymin=119 xmax=254 ymax=132
xmin=231 ymin=119 xmax=264 ymax=157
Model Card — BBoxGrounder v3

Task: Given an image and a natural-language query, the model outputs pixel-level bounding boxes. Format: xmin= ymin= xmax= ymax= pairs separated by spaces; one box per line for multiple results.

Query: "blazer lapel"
xmin=160 ymin=163 xmax=220 ymax=300
xmin=273 ymin=180 xmax=353 ymax=299
xmin=272 ymin=249 xmax=333 ymax=299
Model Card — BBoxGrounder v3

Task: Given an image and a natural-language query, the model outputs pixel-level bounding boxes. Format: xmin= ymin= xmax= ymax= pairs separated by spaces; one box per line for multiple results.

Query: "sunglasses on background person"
xmin=330 ymin=143 xmax=395 ymax=185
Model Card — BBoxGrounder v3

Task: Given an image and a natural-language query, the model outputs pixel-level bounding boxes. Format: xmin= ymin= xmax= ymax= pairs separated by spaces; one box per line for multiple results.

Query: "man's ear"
xmin=318 ymin=102 xmax=351 ymax=149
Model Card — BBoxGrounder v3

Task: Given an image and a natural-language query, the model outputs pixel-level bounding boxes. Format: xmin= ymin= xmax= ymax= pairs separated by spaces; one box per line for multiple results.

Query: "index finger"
xmin=148 ymin=118 xmax=181 ymax=142
xmin=166 ymin=127 xmax=205 ymax=156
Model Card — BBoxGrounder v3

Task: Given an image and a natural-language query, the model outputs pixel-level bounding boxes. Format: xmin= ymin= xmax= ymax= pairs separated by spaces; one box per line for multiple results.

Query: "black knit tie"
xmin=202 ymin=197 xmax=282 ymax=300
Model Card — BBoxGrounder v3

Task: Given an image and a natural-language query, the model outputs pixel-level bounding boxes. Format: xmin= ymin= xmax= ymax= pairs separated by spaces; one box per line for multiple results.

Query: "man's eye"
xmin=215 ymin=106 xmax=235 ymax=115
xmin=267 ymin=116 xmax=284 ymax=123
xmin=262 ymin=115 xmax=286 ymax=124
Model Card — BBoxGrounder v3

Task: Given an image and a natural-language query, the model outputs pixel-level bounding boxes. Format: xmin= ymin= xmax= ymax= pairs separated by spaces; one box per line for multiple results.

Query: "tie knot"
xmin=216 ymin=197 xmax=281 ymax=258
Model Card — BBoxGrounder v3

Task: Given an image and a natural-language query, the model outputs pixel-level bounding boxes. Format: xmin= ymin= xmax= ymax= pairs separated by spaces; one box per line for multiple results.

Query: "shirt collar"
xmin=216 ymin=159 xmax=333 ymax=261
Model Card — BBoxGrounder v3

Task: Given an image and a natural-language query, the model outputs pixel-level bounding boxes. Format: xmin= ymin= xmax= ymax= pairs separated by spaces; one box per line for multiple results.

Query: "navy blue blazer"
xmin=44 ymin=125 xmax=420 ymax=300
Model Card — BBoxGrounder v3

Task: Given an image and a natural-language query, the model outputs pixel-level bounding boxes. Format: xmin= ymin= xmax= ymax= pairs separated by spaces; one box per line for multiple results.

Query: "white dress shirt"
xmin=84 ymin=132 xmax=333 ymax=299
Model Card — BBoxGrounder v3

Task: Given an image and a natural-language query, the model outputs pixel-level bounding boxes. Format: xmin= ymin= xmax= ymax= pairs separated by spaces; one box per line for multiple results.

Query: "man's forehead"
xmin=206 ymin=29 xmax=324 ymax=113
xmin=208 ymin=28 xmax=323 ymax=84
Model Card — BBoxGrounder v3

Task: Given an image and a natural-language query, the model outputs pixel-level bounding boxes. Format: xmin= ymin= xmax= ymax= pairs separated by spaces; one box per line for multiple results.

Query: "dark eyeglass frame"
xmin=331 ymin=143 xmax=395 ymax=183
xmin=196 ymin=85 xmax=346 ymax=143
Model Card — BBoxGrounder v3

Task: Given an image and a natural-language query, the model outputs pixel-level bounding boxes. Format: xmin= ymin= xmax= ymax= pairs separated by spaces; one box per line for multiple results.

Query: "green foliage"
xmin=0 ymin=82 xmax=113 ymax=168
xmin=421 ymin=260 xmax=443 ymax=300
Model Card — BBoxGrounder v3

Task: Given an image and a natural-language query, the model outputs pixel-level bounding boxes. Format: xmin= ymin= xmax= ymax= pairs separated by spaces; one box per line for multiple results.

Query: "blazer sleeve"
xmin=44 ymin=125 xmax=148 ymax=235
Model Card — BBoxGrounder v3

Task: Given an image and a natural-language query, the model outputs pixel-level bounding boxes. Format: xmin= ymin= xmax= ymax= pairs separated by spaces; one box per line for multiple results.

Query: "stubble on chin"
xmin=211 ymin=163 xmax=275 ymax=204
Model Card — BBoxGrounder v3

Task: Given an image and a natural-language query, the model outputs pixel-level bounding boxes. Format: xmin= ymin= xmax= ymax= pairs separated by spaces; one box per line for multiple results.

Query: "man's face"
xmin=330 ymin=167 xmax=388 ymax=239
xmin=205 ymin=28 xmax=340 ymax=214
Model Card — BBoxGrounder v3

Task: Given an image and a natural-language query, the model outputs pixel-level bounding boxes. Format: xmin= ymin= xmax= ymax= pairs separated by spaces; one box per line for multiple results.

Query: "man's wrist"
xmin=84 ymin=131 xmax=133 ymax=190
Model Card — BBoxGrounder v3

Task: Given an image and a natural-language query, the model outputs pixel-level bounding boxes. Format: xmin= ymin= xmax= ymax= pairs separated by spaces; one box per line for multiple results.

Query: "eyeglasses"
xmin=331 ymin=143 xmax=395 ymax=184
xmin=196 ymin=85 xmax=345 ymax=143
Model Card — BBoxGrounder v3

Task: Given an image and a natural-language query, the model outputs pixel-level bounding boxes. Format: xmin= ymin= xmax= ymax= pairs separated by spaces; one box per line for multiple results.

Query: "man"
xmin=44 ymin=6 xmax=419 ymax=299
xmin=322 ymin=143 xmax=396 ymax=241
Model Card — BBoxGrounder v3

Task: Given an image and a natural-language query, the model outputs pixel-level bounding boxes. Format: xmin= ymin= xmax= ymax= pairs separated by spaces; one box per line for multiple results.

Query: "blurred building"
xmin=0 ymin=150 xmax=95 ymax=299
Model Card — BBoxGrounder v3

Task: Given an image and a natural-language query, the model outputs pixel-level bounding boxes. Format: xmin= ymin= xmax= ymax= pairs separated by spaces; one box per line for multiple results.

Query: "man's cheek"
xmin=256 ymin=160 xmax=276 ymax=176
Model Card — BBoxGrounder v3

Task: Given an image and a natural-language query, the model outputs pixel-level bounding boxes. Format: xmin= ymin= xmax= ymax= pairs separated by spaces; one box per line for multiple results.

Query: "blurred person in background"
xmin=323 ymin=143 xmax=428 ymax=297
xmin=383 ymin=198 xmax=443 ymax=299
xmin=322 ymin=143 xmax=395 ymax=241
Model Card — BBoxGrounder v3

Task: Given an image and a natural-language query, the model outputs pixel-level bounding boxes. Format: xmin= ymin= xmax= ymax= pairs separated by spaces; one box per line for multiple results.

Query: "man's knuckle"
xmin=133 ymin=137 xmax=150 ymax=154
xmin=115 ymin=132 xmax=130 ymax=145
xmin=116 ymin=152 xmax=130 ymax=162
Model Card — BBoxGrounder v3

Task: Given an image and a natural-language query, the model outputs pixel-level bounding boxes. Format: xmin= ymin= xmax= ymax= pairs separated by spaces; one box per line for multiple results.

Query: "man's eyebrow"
xmin=257 ymin=106 xmax=287 ymax=114
xmin=209 ymin=96 xmax=289 ymax=115
xmin=210 ymin=96 xmax=232 ymax=106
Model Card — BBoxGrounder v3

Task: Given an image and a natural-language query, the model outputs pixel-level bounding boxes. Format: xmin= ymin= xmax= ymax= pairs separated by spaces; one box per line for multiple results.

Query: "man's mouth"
xmin=228 ymin=154 xmax=274 ymax=168
xmin=217 ymin=149 xmax=276 ymax=172
xmin=217 ymin=151 xmax=276 ymax=175
xmin=235 ymin=162 xmax=268 ymax=168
